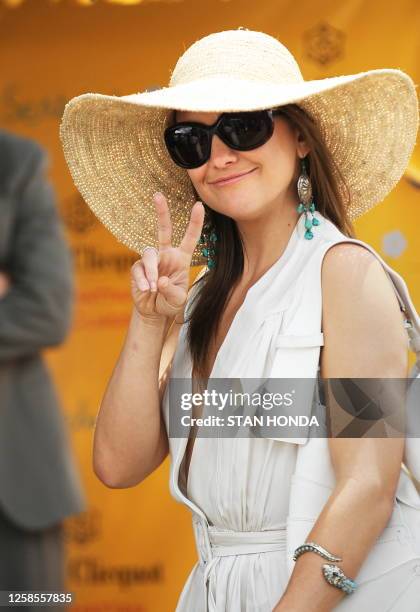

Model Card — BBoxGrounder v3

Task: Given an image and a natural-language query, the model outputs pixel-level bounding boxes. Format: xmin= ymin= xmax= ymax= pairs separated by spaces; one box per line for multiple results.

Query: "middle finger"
xmin=153 ymin=192 xmax=172 ymax=253
xmin=179 ymin=201 xmax=205 ymax=258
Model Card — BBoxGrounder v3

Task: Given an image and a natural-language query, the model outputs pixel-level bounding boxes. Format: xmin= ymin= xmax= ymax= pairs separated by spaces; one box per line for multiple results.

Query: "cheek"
xmin=261 ymin=138 xmax=297 ymax=185
xmin=187 ymin=168 xmax=206 ymax=196
xmin=187 ymin=164 xmax=207 ymax=188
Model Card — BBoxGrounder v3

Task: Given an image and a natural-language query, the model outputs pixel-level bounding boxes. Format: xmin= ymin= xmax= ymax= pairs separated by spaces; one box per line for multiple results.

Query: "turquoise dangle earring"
xmin=198 ymin=211 xmax=218 ymax=270
xmin=297 ymin=156 xmax=320 ymax=240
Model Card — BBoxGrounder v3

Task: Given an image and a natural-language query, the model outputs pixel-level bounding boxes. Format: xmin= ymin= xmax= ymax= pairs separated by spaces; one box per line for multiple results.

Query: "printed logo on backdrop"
xmin=0 ymin=82 xmax=127 ymax=126
xmin=65 ymin=400 xmax=97 ymax=431
xmin=303 ymin=21 xmax=345 ymax=66
xmin=61 ymin=195 xmax=139 ymax=275
xmin=64 ymin=508 xmax=102 ymax=546
xmin=62 ymin=193 xmax=99 ymax=234
xmin=0 ymin=83 xmax=67 ymax=125
xmin=67 ymin=558 xmax=164 ymax=589
xmin=64 ymin=509 xmax=165 ymax=591
xmin=0 ymin=82 xmax=162 ymax=126
xmin=70 ymin=246 xmax=139 ymax=274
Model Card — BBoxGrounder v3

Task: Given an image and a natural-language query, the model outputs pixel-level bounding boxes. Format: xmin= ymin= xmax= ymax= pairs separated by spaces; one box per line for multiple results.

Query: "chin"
xmin=225 ymin=203 xmax=264 ymax=222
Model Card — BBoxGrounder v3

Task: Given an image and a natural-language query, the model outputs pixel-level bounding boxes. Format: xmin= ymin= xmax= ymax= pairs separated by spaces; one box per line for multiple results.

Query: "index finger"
xmin=153 ymin=192 xmax=172 ymax=251
xmin=178 ymin=201 xmax=205 ymax=258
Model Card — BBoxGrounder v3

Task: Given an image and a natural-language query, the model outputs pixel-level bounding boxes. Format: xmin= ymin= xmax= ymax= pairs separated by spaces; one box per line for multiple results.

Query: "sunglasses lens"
xmin=164 ymin=110 xmax=275 ymax=169
xmin=220 ymin=112 xmax=274 ymax=149
xmin=165 ymin=125 xmax=210 ymax=168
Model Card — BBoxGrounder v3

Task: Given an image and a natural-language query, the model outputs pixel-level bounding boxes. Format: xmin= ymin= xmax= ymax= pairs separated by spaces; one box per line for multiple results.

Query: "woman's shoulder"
xmin=321 ymin=240 xmax=381 ymax=276
xmin=316 ymin=214 xmax=386 ymax=273
xmin=321 ymin=241 xmax=399 ymax=313
xmin=306 ymin=216 xmax=406 ymax=327
xmin=313 ymin=223 xmax=408 ymax=378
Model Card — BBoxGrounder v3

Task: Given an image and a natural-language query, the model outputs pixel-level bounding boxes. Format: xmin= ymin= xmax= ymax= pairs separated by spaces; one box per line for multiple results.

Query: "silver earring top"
xmin=297 ymin=158 xmax=312 ymax=206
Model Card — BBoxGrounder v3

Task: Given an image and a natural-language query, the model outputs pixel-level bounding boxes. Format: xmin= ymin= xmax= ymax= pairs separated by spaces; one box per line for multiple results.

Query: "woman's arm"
xmin=93 ymin=270 xmax=202 ymax=490
xmin=93 ymin=308 xmax=174 ymax=488
xmin=92 ymin=193 xmax=205 ymax=490
xmin=273 ymin=243 xmax=408 ymax=612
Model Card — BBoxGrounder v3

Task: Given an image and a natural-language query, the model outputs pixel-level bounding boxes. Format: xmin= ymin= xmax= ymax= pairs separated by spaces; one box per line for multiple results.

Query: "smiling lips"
xmin=211 ymin=168 xmax=257 ymax=186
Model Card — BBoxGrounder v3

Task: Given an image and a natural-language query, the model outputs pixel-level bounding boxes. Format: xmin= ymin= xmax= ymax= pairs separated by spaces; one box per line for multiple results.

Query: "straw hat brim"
xmin=60 ymin=68 xmax=418 ymax=267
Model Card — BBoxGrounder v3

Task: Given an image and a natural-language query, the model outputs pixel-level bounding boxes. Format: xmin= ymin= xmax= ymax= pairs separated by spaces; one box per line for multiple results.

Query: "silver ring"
xmin=141 ymin=246 xmax=159 ymax=258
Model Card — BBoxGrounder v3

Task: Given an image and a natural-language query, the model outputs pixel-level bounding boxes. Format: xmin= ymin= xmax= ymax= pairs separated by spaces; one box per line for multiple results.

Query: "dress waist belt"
xmin=192 ymin=514 xmax=287 ymax=564
xmin=191 ymin=514 xmax=287 ymax=611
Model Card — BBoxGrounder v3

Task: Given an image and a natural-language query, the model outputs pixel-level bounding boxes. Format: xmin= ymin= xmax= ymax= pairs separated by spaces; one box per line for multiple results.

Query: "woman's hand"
xmin=130 ymin=192 xmax=205 ymax=321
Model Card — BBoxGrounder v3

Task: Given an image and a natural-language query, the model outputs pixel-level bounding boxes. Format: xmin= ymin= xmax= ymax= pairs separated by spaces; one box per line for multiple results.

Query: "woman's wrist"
xmin=131 ymin=302 xmax=166 ymax=325
xmin=131 ymin=306 xmax=174 ymax=339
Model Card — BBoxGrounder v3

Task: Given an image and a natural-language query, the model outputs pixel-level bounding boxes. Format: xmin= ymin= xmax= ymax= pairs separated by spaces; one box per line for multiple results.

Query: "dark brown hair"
xmin=181 ymin=104 xmax=355 ymax=378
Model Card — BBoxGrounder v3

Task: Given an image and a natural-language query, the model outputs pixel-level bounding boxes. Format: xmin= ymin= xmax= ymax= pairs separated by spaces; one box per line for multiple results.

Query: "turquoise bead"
xmin=210 ymin=232 xmax=218 ymax=242
xmin=309 ymin=202 xmax=315 ymax=213
xmin=312 ymin=217 xmax=320 ymax=226
xmin=202 ymin=248 xmax=209 ymax=256
xmin=297 ymin=203 xmax=306 ymax=213
xmin=304 ymin=217 xmax=313 ymax=229
xmin=304 ymin=230 xmax=314 ymax=240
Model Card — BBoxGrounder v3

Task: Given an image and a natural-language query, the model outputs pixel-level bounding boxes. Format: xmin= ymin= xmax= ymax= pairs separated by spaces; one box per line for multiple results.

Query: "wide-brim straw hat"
xmin=59 ymin=28 xmax=419 ymax=267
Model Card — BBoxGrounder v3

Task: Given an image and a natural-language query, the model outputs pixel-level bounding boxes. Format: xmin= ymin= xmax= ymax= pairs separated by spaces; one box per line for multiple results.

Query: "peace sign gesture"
xmin=130 ymin=192 xmax=205 ymax=321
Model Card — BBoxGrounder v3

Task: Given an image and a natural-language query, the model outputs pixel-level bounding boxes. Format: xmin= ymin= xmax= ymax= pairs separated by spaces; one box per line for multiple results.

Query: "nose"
xmin=208 ymin=133 xmax=239 ymax=167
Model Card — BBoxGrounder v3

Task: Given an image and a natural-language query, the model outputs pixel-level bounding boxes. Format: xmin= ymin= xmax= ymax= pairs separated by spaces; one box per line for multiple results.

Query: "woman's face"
xmin=174 ymin=110 xmax=310 ymax=222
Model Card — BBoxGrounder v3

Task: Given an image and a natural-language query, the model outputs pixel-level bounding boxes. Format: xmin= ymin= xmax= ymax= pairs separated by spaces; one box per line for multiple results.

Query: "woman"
xmin=60 ymin=29 xmax=420 ymax=611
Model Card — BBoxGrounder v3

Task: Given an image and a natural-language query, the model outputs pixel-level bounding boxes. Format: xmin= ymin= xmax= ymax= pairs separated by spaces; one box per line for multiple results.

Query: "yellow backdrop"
xmin=0 ymin=1 xmax=418 ymax=610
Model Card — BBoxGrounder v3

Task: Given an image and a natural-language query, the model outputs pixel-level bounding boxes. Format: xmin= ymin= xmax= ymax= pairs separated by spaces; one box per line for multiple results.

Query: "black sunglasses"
xmin=164 ymin=109 xmax=282 ymax=169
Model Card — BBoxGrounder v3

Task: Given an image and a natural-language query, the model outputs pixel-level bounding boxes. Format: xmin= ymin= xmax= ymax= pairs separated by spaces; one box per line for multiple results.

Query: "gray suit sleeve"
xmin=0 ymin=146 xmax=74 ymax=360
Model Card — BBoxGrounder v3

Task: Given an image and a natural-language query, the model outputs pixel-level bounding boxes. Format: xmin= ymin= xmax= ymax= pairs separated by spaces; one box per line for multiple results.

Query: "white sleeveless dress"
xmin=161 ymin=210 xmax=420 ymax=611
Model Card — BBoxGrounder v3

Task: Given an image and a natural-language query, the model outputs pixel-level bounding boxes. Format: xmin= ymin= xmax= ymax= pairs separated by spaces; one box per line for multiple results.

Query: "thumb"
xmin=157 ymin=276 xmax=186 ymax=309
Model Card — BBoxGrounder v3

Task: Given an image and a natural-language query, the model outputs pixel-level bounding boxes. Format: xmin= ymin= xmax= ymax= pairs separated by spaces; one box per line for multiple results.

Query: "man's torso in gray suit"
xmin=0 ymin=129 xmax=86 ymax=530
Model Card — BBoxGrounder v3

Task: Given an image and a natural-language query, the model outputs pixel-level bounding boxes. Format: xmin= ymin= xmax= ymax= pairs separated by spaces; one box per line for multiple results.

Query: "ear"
xmin=294 ymin=126 xmax=310 ymax=159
